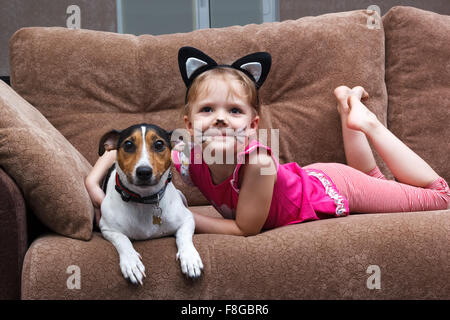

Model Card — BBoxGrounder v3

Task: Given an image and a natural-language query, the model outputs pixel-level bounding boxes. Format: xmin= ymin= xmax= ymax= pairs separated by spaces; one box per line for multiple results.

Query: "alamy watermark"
xmin=66 ymin=5 xmax=81 ymax=29
xmin=366 ymin=5 xmax=381 ymax=30
xmin=171 ymin=126 xmax=280 ymax=175
xmin=366 ymin=265 xmax=381 ymax=290
xmin=65 ymin=264 xmax=381 ymax=291
xmin=66 ymin=265 xmax=81 ymax=290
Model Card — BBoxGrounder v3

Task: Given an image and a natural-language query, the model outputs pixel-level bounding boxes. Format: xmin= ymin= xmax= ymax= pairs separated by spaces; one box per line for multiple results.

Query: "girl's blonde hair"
xmin=184 ymin=67 xmax=259 ymax=117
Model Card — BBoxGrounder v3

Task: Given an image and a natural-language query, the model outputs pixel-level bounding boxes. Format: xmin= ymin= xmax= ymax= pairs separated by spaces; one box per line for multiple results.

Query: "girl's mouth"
xmin=200 ymin=127 xmax=247 ymax=143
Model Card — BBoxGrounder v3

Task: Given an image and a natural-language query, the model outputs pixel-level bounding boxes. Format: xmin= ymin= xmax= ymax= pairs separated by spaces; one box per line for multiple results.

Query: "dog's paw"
xmin=176 ymin=247 xmax=203 ymax=279
xmin=119 ymin=250 xmax=146 ymax=285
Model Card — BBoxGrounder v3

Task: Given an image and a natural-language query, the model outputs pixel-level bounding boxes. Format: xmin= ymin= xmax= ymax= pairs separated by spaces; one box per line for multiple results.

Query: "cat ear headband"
xmin=178 ymin=46 xmax=271 ymax=102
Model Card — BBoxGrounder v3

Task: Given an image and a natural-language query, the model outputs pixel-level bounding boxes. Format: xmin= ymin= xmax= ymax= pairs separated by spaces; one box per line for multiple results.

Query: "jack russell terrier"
xmin=98 ymin=123 xmax=203 ymax=285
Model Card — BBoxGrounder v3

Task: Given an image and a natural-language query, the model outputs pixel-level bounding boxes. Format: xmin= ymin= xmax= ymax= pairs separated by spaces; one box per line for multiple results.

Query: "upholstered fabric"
xmin=9 ymin=8 xmax=389 ymax=207
xmin=383 ymin=6 xmax=450 ymax=182
xmin=0 ymin=80 xmax=94 ymax=240
xmin=0 ymin=167 xmax=27 ymax=299
xmin=21 ymin=209 xmax=450 ymax=299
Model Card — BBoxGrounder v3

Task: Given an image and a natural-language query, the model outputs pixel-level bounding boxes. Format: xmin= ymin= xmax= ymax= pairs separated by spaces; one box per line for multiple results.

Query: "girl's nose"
xmin=215 ymin=118 xmax=226 ymax=126
xmin=214 ymin=110 xmax=228 ymax=126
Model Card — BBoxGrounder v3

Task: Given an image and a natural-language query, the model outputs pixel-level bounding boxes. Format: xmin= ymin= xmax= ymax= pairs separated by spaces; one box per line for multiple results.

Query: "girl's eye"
xmin=123 ymin=141 xmax=136 ymax=153
xmin=200 ymin=106 xmax=213 ymax=113
xmin=230 ymin=107 xmax=242 ymax=114
xmin=154 ymin=140 xmax=166 ymax=152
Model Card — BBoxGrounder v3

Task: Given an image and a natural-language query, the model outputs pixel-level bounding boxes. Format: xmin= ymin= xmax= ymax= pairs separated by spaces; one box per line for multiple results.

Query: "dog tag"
xmin=153 ymin=215 xmax=162 ymax=225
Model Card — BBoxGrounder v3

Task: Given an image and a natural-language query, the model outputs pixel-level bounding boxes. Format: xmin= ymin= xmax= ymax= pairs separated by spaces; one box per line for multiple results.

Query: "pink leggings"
xmin=304 ymin=163 xmax=450 ymax=213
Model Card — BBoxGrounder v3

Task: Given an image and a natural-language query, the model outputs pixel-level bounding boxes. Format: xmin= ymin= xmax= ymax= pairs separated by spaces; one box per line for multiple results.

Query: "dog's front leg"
xmin=101 ymin=227 xmax=146 ymax=285
xmin=175 ymin=214 xmax=203 ymax=278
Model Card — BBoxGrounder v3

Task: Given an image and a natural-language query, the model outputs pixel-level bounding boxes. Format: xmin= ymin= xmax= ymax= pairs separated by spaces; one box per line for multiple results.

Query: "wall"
xmin=279 ymin=0 xmax=450 ymax=21
xmin=0 ymin=0 xmax=117 ymax=77
xmin=1 ymin=0 xmax=449 ymax=78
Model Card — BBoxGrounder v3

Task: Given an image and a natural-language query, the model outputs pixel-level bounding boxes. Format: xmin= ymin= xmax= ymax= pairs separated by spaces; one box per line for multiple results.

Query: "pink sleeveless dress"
xmin=172 ymin=140 xmax=349 ymax=230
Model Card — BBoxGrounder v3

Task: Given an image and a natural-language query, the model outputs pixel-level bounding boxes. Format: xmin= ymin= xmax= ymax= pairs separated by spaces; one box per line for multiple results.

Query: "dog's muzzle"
xmin=136 ymin=165 xmax=153 ymax=183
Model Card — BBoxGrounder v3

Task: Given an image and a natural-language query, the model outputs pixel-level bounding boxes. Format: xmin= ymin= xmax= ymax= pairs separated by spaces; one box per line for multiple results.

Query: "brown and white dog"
xmin=98 ymin=123 xmax=203 ymax=285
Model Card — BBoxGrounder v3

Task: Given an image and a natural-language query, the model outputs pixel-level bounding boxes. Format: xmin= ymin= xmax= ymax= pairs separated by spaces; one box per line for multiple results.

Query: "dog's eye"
xmin=154 ymin=140 xmax=165 ymax=152
xmin=123 ymin=141 xmax=136 ymax=153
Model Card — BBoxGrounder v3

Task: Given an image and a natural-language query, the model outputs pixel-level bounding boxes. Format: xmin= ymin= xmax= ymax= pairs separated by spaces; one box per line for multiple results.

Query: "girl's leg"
xmin=344 ymin=86 xmax=440 ymax=188
xmin=334 ymin=86 xmax=378 ymax=175
xmin=307 ymin=162 xmax=450 ymax=213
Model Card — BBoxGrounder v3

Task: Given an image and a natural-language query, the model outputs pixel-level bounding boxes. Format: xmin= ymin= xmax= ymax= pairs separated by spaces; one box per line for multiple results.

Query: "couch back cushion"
xmin=383 ymin=6 xmax=450 ymax=182
xmin=10 ymin=10 xmax=388 ymax=205
xmin=0 ymin=80 xmax=94 ymax=240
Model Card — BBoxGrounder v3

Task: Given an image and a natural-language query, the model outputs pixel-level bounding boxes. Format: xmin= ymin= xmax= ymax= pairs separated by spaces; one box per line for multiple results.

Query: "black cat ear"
xmin=178 ymin=46 xmax=218 ymax=87
xmin=231 ymin=52 xmax=271 ymax=88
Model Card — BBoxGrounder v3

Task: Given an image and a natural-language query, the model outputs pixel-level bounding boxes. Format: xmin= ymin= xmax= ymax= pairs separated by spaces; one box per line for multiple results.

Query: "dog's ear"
xmin=98 ymin=129 xmax=121 ymax=156
xmin=231 ymin=52 xmax=272 ymax=88
xmin=165 ymin=129 xmax=174 ymax=150
xmin=178 ymin=46 xmax=217 ymax=88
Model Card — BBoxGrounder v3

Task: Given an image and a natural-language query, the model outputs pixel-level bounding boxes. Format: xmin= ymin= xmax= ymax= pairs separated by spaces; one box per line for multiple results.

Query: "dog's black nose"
xmin=136 ymin=166 xmax=153 ymax=180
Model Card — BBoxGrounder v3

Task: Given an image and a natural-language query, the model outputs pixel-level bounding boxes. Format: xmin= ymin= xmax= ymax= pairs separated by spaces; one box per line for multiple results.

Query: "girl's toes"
xmin=334 ymin=86 xmax=351 ymax=100
xmin=351 ymin=86 xmax=369 ymax=100
xmin=334 ymin=86 xmax=352 ymax=114
xmin=362 ymin=89 xmax=369 ymax=100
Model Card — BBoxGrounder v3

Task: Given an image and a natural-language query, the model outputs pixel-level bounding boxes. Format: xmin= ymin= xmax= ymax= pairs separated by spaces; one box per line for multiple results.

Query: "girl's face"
xmin=184 ymin=77 xmax=259 ymax=158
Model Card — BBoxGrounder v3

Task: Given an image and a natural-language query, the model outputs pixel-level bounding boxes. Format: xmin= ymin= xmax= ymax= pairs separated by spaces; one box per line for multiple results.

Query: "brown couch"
xmin=1 ymin=6 xmax=449 ymax=300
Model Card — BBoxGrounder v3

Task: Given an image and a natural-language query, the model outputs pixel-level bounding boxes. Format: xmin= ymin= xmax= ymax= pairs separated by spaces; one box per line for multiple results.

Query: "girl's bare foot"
xmin=334 ymin=85 xmax=376 ymax=133
xmin=334 ymin=85 xmax=378 ymax=174
xmin=334 ymin=85 xmax=352 ymax=116
xmin=346 ymin=86 xmax=378 ymax=133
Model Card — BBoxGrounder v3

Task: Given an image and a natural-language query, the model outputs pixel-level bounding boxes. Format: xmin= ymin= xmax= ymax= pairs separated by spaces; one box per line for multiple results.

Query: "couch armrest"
xmin=0 ymin=166 xmax=28 ymax=299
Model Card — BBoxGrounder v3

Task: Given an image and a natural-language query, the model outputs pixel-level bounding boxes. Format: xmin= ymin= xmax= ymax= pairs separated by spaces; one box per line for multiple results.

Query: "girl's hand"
xmin=85 ymin=150 xmax=117 ymax=227
xmin=85 ymin=179 xmax=105 ymax=227
xmin=94 ymin=207 xmax=101 ymax=227
xmin=85 ymin=175 xmax=106 ymax=227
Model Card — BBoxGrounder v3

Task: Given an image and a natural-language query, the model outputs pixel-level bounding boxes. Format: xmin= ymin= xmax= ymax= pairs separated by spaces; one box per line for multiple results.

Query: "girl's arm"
xmin=85 ymin=150 xmax=117 ymax=226
xmin=192 ymin=152 xmax=277 ymax=237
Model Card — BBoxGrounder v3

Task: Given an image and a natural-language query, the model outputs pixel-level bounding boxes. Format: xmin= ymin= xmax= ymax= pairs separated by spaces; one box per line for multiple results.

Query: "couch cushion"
xmin=383 ymin=6 xmax=450 ymax=182
xmin=9 ymin=9 xmax=389 ymax=206
xmin=0 ymin=167 xmax=27 ymax=299
xmin=0 ymin=80 xmax=93 ymax=240
xmin=21 ymin=209 xmax=450 ymax=299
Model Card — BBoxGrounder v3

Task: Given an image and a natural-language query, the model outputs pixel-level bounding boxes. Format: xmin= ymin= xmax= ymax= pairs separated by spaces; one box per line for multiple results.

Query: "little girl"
xmin=85 ymin=47 xmax=450 ymax=236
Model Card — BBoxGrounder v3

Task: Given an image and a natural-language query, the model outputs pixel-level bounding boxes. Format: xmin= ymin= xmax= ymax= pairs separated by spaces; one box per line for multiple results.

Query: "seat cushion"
xmin=9 ymin=9 xmax=389 ymax=207
xmin=383 ymin=6 xmax=450 ymax=182
xmin=21 ymin=209 xmax=450 ymax=299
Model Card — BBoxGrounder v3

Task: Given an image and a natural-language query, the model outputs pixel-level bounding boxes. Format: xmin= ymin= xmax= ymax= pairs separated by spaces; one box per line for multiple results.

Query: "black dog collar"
xmin=115 ymin=172 xmax=172 ymax=205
